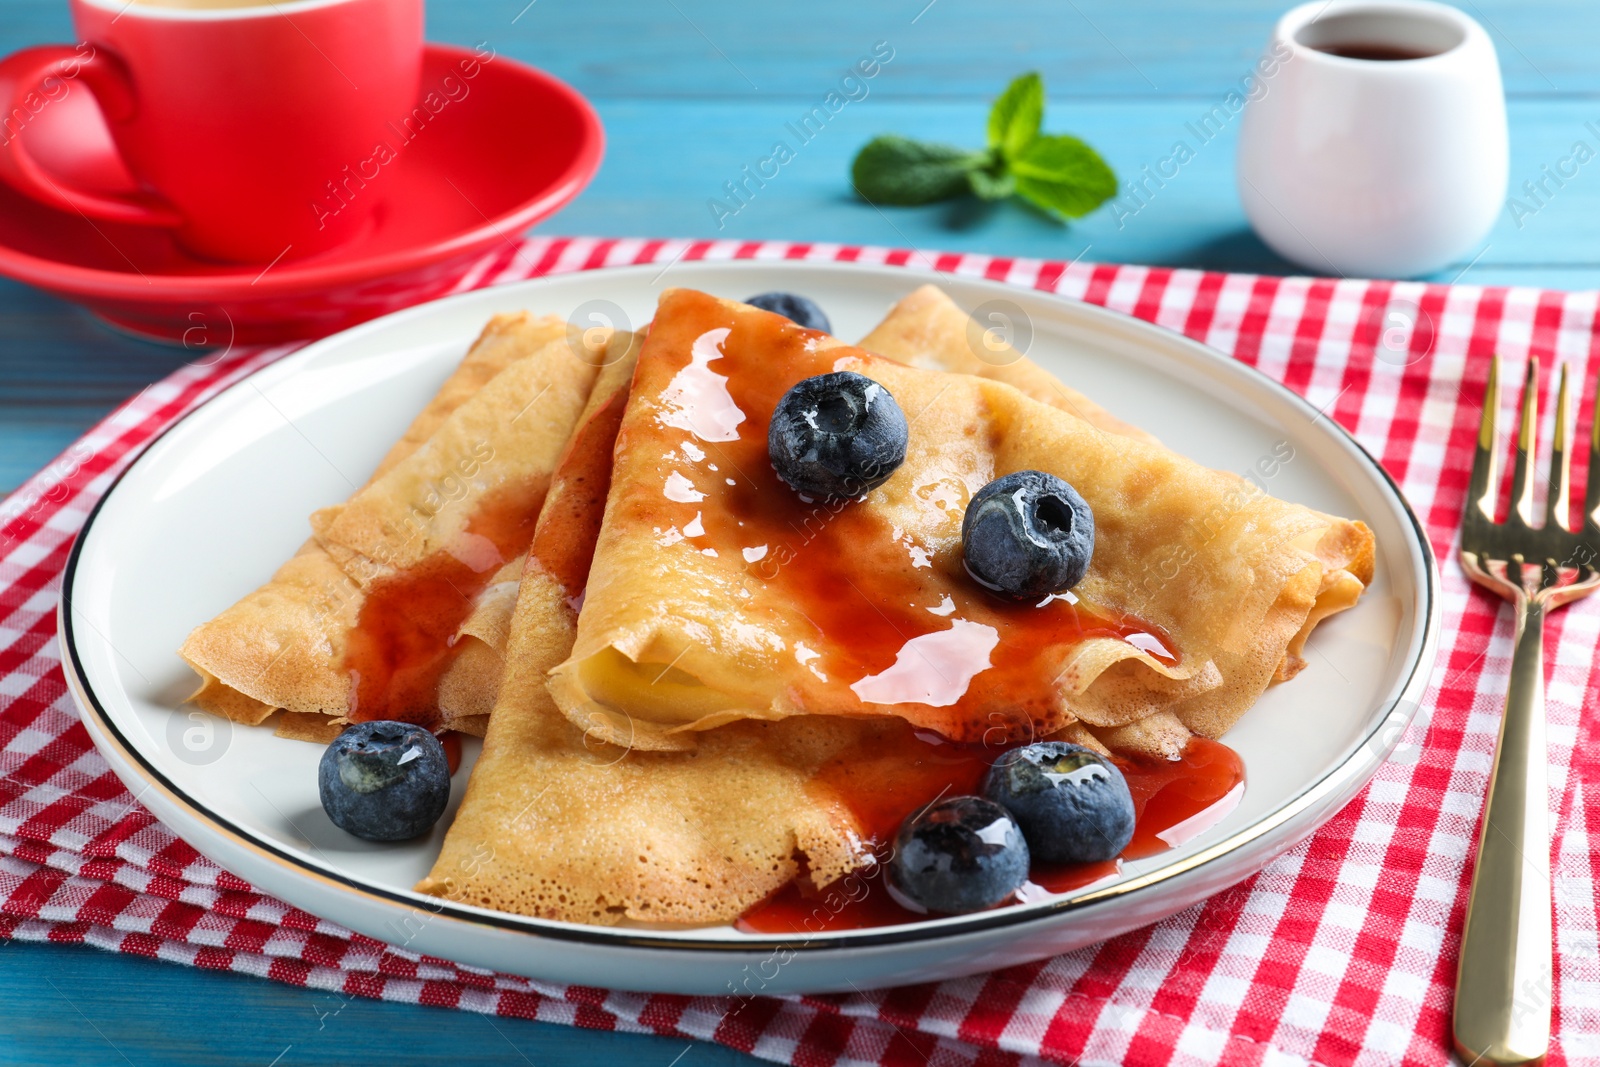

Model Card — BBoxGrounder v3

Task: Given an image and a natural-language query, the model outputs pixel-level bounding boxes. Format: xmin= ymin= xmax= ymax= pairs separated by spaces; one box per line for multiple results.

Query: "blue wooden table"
xmin=2 ymin=1 xmax=1597 ymax=1062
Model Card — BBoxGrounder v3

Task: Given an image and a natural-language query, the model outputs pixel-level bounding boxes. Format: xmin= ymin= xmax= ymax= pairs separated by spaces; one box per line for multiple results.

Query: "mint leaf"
xmin=1010 ymin=134 xmax=1117 ymax=218
xmin=851 ymin=135 xmax=984 ymax=205
xmin=848 ymin=75 xmax=1115 ymax=224
xmin=967 ymin=166 xmax=1014 ymax=201
xmin=987 ymin=72 xmax=1043 ymax=160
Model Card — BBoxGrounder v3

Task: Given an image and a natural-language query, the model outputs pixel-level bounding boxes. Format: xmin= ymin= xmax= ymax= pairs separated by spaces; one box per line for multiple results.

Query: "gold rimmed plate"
xmin=59 ymin=261 xmax=1438 ymax=995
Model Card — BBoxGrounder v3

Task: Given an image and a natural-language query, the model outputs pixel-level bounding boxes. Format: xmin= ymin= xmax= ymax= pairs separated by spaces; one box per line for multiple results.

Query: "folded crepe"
xmin=859 ymin=285 xmax=1373 ymax=755
xmin=859 ymin=283 xmax=1160 ymax=445
xmin=178 ymin=314 xmax=611 ymax=739
xmin=418 ymin=341 xmax=885 ymax=923
xmin=548 ymin=288 xmax=1375 ymax=755
xmin=422 ymin=287 xmax=1374 ymax=926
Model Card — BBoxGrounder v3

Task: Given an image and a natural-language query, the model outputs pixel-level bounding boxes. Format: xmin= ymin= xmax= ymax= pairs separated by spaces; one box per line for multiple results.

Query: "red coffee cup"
xmin=0 ymin=0 xmax=423 ymax=264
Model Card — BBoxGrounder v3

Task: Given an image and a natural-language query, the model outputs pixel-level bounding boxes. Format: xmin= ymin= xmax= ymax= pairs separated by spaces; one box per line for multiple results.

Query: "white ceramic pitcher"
xmin=1237 ymin=0 xmax=1508 ymax=278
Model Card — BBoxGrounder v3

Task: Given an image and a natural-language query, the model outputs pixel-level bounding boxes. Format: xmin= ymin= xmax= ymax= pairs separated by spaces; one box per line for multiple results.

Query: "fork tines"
xmin=1464 ymin=355 xmax=1600 ymax=594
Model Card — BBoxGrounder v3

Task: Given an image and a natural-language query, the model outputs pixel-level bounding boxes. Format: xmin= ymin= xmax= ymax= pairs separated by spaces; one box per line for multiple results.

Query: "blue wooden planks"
xmin=343 ymin=0 xmax=1600 ymax=101
xmin=0 ymin=940 xmax=760 ymax=1066
xmin=4 ymin=0 xmax=1596 ymax=99
xmin=0 ymin=281 xmax=194 ymax=491
xmin=546 ymin=97 xmax=1600 ymax=278
xmin=2 ymin=2 xmax=1600 ymax=1064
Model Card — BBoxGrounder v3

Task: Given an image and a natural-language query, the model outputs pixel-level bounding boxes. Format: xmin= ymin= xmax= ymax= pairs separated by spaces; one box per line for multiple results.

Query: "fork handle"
xmin=1453 ymin=598 xmax=1552 ymax=1066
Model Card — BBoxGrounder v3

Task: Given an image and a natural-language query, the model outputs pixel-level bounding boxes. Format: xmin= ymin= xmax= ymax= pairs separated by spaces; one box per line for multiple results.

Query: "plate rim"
xmin=57 ymin=259 xmax=1442 ymax=954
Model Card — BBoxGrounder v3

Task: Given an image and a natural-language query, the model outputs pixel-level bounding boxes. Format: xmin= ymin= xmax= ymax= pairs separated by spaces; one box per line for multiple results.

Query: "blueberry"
xmin=744 ymin=291 xmax=831 ymax=333
xmin=768 ymin=371 xmax=908 ymax=498
xmin=889 ymin=796 xmax=1030 ymax=914
xmin=984 ymin=742 xmax=1134 ymax=864
xmin=962 ymin=470 xmax=1094 ymax=600
xmin=318 ymin=721 xmax=451 ymax=842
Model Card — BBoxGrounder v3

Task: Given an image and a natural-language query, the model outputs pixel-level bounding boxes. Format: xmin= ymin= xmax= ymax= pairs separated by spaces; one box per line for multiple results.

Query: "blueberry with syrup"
xmin=767 ymin=370 xmax=908 ymax=498
xmin=962 ymin=470 xmax=1094 ymax=600
xmin=889 ymin=796 xmax=1031 ymax=914
xmin=984 ymin=741 xmax=1136 ymax=864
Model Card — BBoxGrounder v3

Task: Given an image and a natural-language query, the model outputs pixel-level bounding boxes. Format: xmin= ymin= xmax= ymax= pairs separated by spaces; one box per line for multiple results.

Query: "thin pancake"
xmin=549 ymin=289 xmax=1373 ymax=753
xmin=425 ymin=291 xmax=1372 ymax=926
xmin=178 ymin=317 xmax=605 ymax=736
xmin=858 ymin=284 xmax=1159 ymax=444
xmin=859 ymin=285 xmax=1374 ymax=754
xmin=417 ymin=343 xmax=874 ymax=924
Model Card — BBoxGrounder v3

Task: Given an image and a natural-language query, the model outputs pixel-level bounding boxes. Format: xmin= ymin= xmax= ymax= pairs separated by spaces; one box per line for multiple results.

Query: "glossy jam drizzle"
xmin=530 ymin=383 xmax=631 ymax=601
xmin=342 ymin=482 xmax=546 ymax=727
xmin=645 ymin=295 xmax=1177 ymax=743
xmin=342 ymin=363 xmax=635 ymax=729
xmin=736 ymin=729 xmax=1243 ymax=934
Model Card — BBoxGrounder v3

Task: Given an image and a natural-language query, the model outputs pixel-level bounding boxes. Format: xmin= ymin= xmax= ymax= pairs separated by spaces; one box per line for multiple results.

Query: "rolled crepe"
xmin=178 ymin=314 xmax=609 ymax=736
xmin=548 ymin=289 xmax=1374 ymax=753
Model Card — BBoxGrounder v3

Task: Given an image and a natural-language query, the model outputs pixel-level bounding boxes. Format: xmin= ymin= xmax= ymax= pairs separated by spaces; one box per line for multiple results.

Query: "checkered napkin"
xmin=5 ymin=236 xmax=1600 ymax=1067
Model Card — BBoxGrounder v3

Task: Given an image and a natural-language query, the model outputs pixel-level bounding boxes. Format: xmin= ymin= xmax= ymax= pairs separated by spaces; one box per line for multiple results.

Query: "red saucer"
xmin=0 ymin=44 xmax=602 ymax=345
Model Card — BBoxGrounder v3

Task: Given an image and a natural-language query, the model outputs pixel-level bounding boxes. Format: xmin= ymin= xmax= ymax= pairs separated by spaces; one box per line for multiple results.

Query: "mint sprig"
xmin=850 ymin=72 xmax=1116 ymax=221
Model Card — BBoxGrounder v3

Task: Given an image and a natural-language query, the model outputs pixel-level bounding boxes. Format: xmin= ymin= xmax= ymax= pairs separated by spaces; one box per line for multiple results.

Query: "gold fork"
xmin=1455 ymin=356 xmax=1600 ymax=1066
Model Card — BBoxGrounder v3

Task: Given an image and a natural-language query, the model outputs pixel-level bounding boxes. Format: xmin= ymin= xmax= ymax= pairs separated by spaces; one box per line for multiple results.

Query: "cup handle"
xmin=0 ymin=44 xmax=181 ymax=227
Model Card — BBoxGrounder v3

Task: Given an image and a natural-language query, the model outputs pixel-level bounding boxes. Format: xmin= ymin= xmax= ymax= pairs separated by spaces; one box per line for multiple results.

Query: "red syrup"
xmin=529 ymin=381 xmax=631 ymax=601
xmin=341 ymin=364 xmax=637 ymax=731
xmin=736 ymin=732 xmax=1243 ymax=934
xmin=342 ymin=481 xmax=547 ymax=729
xmin=606 ymin=294 xmax=1241 ymax=933
xmin=635 ymin=292 xmax=1179 ymax=746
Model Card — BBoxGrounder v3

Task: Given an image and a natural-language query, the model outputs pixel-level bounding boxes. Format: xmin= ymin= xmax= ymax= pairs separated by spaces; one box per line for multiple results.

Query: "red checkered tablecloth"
xmin=4 ymin=236 xmax=1600 ymax=1067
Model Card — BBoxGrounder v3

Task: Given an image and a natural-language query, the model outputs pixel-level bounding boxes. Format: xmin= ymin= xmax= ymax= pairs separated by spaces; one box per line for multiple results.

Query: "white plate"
xmin=59 ymin=261 xmax=1439 ymax=996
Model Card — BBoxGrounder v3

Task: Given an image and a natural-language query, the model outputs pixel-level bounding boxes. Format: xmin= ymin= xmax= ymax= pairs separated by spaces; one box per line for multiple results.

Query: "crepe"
xmin=860 ymin=285 xmax=1373 ymax=754
xmin=423 ymin=287 xmax=1373 ymax=926
xmin=418 ymin=339 xmax=878 ymax=923
xmin=178 ymin=314 xmax=608 ymax=736
xmin=548 ymin=288 xmax=1374 ymax=754
xmin=859 ymin=283 xmax=1159 ymax=445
